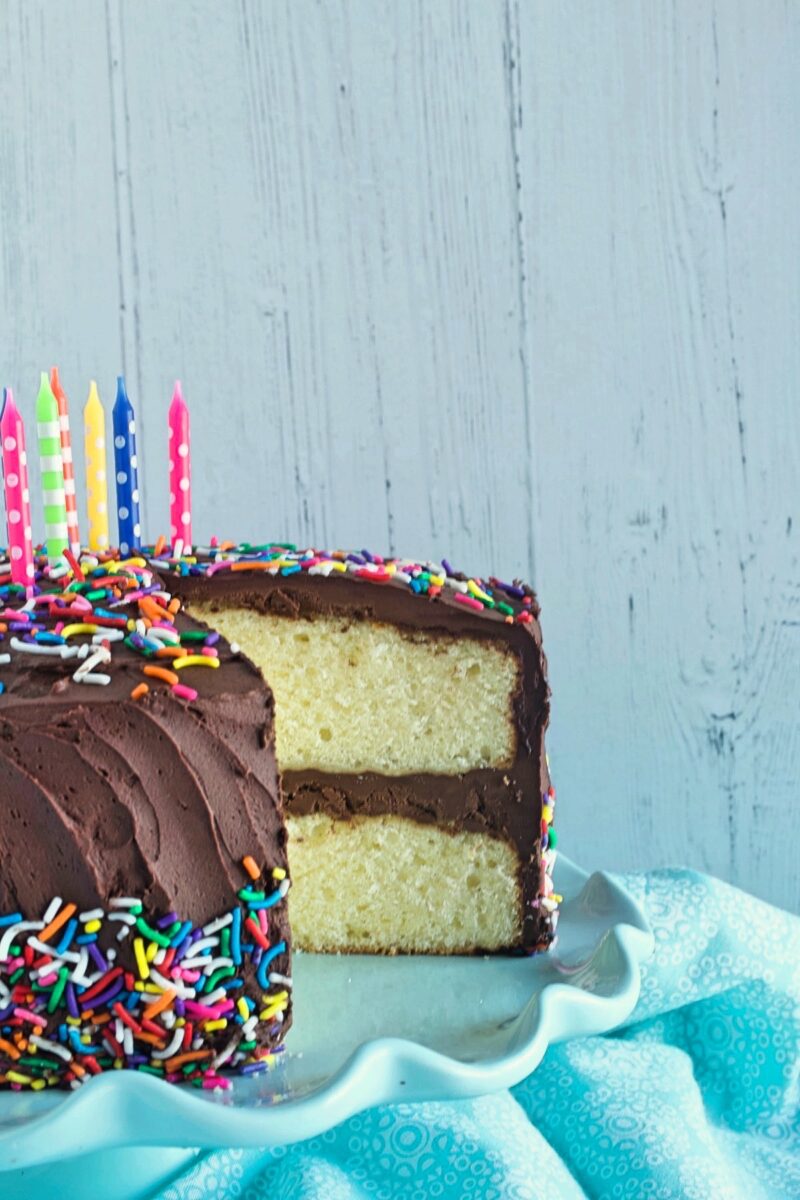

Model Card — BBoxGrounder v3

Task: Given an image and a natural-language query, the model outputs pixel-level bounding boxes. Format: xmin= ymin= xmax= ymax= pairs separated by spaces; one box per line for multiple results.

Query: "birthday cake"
xmin=0 ymin=373 xmax=558 ymax=1091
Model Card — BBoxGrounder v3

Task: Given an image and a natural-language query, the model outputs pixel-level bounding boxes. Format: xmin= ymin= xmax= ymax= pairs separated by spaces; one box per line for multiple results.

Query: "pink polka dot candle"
xmin=0 ymin=388 xmax=35 ymax=593
xmin=168 ymin=380 xmax=191 ymax=552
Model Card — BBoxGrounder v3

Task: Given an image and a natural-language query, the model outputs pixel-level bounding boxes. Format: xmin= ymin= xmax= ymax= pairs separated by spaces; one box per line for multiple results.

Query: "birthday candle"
xmin=84 ymin=380 xmax=109 ymax=551
xmin=50 ymin=367 xmax=81 ymax=556
xmin=1 ymin=388 xmax=35 ymax=590
xmin=36 ymin=372 xmax=69 ymax=564
xmin=112 ymin=375 xmax=141 ymax=555
xmin=168 ymin=380 xmax=191 ymax=550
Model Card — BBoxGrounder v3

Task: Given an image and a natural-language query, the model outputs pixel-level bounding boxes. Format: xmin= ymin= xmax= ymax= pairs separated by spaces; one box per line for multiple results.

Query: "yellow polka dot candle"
xmin=83 ymin=380 xmax=109 ymax=551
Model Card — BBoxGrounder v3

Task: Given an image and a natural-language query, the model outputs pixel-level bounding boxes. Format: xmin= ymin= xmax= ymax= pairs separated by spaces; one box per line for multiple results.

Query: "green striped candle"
xmin=36 ymin=371 xmax=69 ymax=563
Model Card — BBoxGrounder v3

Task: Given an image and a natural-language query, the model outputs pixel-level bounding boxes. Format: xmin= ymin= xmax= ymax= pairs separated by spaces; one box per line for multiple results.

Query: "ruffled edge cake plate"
xmin=0 ymin=856 xmax=652 ymax=1199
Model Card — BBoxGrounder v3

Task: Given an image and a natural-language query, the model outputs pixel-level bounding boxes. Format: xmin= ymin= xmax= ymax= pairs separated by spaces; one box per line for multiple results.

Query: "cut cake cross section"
xmin=170 ymin=546 xmax=558 ymax=955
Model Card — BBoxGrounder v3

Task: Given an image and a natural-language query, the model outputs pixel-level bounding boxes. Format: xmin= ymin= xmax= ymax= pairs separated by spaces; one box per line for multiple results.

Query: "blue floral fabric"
xmin=157 ymin=870 xmax=800 ymax=1200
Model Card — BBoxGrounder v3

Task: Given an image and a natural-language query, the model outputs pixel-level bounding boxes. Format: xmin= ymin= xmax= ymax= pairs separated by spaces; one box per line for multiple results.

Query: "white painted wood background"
xmin=0 ymin=1 xmax=797 ymax=912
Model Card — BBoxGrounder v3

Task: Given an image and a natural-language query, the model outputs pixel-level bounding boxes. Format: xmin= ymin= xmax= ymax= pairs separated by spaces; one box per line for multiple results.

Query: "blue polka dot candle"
xmin=112 ymin=375 xmax=141 ymax=556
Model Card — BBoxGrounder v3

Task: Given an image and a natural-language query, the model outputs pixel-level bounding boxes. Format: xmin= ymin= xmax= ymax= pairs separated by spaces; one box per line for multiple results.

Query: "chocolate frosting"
xmin=0 ymin=609 xmax=287 ymax=938
xmin=0 ymin=553 xmax=293 ymax=1079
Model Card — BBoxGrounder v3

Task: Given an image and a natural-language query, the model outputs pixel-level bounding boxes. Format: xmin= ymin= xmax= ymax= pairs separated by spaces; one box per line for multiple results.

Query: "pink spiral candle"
xmin=1 ymin=388 xmax=35 ymax=592
xmin=168 ymin=380 xmax=191 ymax=550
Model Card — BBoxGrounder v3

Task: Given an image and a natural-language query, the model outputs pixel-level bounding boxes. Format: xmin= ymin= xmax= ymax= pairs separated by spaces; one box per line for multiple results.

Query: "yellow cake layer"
xmin=190 ymin=606 xmax=520 ymax=775
xmin=285 ymin=812 xmax=522 ymax=952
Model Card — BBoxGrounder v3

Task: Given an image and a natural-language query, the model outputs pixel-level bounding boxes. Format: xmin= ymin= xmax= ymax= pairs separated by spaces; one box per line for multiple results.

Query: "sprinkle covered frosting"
xmin=0 ymin=543 xmax=292 ymax=1089
xmin=0 ymin=546 xmax=222 ymax=702
xmin=0 ymin=858 xmax=289 ymax=1090
xmin=149 ymin=538 xmax=540 ymax=625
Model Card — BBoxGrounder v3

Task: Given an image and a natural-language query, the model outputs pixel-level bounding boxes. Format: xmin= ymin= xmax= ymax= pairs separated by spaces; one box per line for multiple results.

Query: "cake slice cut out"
xmin=171 ymin=546 xmax=558 ymax=956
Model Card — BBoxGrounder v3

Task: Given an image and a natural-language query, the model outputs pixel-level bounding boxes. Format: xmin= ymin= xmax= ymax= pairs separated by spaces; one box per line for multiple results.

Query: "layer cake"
xmin=0 ymin=541 xmax=558 ymax=1090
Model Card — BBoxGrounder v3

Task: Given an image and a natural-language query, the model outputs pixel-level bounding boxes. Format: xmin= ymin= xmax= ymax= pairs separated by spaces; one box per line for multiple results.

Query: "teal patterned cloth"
xmin=157 ymin=870 xmax=800 ymax=1200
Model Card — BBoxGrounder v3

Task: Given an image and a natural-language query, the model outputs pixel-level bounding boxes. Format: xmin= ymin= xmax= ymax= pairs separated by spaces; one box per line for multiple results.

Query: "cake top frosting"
xmin=150 ymin=539 xmax=541 ymax=625
xmin=0 ymin=547 xmax=263 ymax=707
xmin=0 ymin=540 xmax=542 ymax=707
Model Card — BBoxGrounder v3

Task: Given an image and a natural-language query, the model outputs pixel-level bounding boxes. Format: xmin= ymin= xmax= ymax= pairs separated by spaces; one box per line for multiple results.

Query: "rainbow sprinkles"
xmin=0 ymin=865 xmax=289 ymax=1091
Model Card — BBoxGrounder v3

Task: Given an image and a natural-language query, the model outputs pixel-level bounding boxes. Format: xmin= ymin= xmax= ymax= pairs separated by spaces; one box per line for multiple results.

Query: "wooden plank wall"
xmin=0 ymin=1 xmax=797 ymax=912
